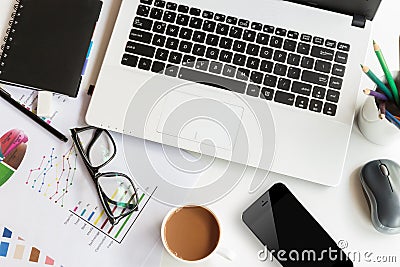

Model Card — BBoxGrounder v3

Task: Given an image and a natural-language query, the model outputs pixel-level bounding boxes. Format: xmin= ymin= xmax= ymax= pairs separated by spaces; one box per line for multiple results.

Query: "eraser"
xmin=37 ymin=91 xmax=53 ymax=117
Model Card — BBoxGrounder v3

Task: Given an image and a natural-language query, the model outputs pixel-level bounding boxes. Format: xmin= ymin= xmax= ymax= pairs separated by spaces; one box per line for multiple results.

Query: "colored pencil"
xmin=360 ymin=65 xmax=394 ymax=101
xmin=363 ymin=88 xmax=388 ymax=101
xmin=378 ymin=102 xmax=386 ymax=120
xmin=385 ymin=110 xmax=400 ymax=129
xmin=373 ymin=41 xmax=400 ymax=105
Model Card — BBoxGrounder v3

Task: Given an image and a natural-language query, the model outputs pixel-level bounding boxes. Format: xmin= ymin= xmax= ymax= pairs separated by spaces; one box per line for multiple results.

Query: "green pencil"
xmin=373 ymin=40 xmax=400 ymax=105
xmin=361 ymin=65 xmax=394 ymax=101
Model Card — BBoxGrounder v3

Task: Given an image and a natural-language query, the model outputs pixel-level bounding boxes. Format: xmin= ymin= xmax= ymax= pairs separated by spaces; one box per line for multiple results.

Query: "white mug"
xmin=160 ymin=205 xmax=235 ymax=263
xmin=357 ymin=71 xmax=400 ymax=145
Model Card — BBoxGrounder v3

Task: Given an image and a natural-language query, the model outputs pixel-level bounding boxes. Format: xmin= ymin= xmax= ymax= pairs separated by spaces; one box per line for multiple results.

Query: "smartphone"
xmin=242 ymin=183 xmax=353 ymax=267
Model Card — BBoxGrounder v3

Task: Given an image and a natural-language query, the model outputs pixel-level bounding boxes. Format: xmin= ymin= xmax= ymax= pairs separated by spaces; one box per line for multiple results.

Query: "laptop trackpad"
xmin=157 ymin=90 xmax=244 ymax=151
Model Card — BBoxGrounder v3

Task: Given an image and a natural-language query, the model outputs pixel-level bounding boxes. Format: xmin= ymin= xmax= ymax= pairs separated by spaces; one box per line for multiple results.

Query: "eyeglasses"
xmin=70 ymin=126 xmax=139 ymax=225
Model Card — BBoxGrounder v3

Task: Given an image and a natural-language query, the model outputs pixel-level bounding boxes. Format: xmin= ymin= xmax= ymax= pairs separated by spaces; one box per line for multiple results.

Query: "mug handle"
xmin=216 ymin=247 xmax=236 ymax=261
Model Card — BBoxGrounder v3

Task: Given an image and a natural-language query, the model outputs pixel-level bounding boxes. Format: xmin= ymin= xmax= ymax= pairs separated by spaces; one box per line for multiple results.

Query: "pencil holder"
xmin=357 ymin=71 xmax=400 ymax=145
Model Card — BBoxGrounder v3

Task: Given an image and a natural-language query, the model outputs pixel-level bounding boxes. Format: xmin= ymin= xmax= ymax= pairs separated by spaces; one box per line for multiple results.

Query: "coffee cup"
xmin=161 ymin=205 xmax=235 ymax=263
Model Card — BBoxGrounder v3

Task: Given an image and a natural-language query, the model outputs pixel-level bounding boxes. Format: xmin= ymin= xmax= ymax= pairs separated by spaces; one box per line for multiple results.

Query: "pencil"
xmin=378 ymin=102 xmax=386 ymax=119
xmin=373 ymin=41 xmax=400 ymax=105
xmin=385 ymin=110 xmax=400 ymax=129
xmin=363 ymin=88 xmax=388 ymax=101
xmin=360 ymin=65 xmax=394 ymax=101
xmin=0 ymin=88 xmax=68 ymax=142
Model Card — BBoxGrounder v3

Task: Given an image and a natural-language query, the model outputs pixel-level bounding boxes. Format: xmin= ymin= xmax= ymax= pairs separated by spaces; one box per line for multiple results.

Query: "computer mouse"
xmin=360 ymin=159 xmax=400 ymax=234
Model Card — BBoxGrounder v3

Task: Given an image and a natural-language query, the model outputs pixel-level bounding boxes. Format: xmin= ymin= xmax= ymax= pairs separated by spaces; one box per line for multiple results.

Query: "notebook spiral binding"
xmin=0 ymin=0 xmax=23 ymax=73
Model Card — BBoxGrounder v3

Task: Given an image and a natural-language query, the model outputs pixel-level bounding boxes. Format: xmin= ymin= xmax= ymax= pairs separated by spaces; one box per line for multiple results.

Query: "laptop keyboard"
xmin=121 ymin=0 xmax=351 ymax=116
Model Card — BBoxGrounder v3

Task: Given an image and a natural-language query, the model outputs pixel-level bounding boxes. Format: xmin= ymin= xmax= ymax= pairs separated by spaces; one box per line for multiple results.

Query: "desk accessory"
xmin=0 ymin=0 xmax=102 ymax=97
xmin=0 ymin=87 xmax=68 ymax=142
xmin=37 ymin=91 xmax=53 ymax=117
xmin=360 ymin=159 xmax=400 ymax=234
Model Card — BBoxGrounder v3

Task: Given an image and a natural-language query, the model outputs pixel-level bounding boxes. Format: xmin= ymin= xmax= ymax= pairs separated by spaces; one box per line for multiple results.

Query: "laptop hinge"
xmin=352 ymin=14 xmax=366 ymax=28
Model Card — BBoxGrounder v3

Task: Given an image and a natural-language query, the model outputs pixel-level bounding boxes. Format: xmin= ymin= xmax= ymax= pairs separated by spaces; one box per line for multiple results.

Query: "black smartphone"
xmin=242 ymin=183 xmax=353 ymax=267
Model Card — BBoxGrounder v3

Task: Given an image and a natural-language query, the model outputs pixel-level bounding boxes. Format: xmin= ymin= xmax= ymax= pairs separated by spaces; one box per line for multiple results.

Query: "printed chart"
xmin=0 ymin=226 xmax=62 ymax=266
xmin=25 ymin=145 xmax=78 ymax=207
xmin=64 ymin=187 xmax=157 ymax=252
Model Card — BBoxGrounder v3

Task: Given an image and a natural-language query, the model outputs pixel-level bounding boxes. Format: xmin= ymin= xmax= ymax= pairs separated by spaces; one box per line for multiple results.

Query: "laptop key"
xmin=273 ymin=63 xmax=287 ymax=76
xmin=202 ymin=11 xmax=214 ymax=19
xmin=179 ymin=28 xmax=193 ymax=40
xmin=150 ymin=8 xmax=163 ymax=20
xmin=246 ymin=44 xmax=260 ymax=56
xmin=195 ymin=58 xmax=209 ymax=70
xmin=256 ymin=33 xmax=270 ymax=45
xmin=206 ymin=47 xmax=219 ymax=60
xmin=206 ymin=34 xmax=220 ymax=46
xmin=243 ymin=30 xmax=256 ymax=42
xmin=261 ymin=87 xmax=274 ymax=100
xmin=287 ymin=31 xmax=299 ymax=39
xmin=168 ymin=51 xmax=183 ymax=64
xmin=152 ymin=34 xmax=166 ymax=47
xmin=260 ymin=47 xmax=273 ymax=59
xmin=226 ymin=16 xmax=237 ymax=25
xmin=155 ymin=48 xmax=169 ymax=60
xmin=203 ymin=20 xmax=216 ymax=32
xmin=329 ymin=77 xmax=343 ymax=89
xmin=166 ymin=24 xmax=179 ymax=36
xmin=300 ymin=34 xmax=311 ymax=42
xmin=315 ymin=60 xmax=332 ymax=73
xmin=153 ymin=21 xmax=166 ymax=34
xmin=219 ymin=50 xmax=233 ymax=63
xmin=260 ymin=60 xmax=273 ymax=73
xmin=277 ymin=78 xmax=291 ymax=90
xmin=193 ymin=44 xmax=206 ymax=56
xmin=154 ymin=0 xmax=165 ymax=7
xmin=214 ymin=14 xmax=226 ymax=22
xmin=179 ymin=67 xmax=247 ymax=93
xmin=264 ymin=74 xmax=277 ymax=87
xmin=274 ymin=91 xmax=295 ymax=106
xmin=323 ymin=102 xmax=337 ymax=116
xmin=189 ymin=17 xmax=203 ymax=29
xmin=151 ymin=61 xmax=165 ymax=73
xmin=335 ymin=52 xmax=348 ymax=64
xmin=295 ymin=96 xmax=309 ymax=109
xmin=216 ymin=23 xmax=229 ymax=36
xmin=178 ymin=5 xmax=189 ymax=13
xmin=247 ymin=84 xmax=261 ymax=97
xmin=275 ymin=28 xmax=287 ymax=36
xmin=137 ymin=5 xmax=150 ymax=17
xmin=222 ymin=65 xmax=236 ymax=77
xmin=182 ymin=55 xmax=196 ymax=67
xmin=229 ymin=27 xmax=243 ymax=39
xmin=312 ymin=86 xmax=326 ymax=99
xmin=165 ymin=64 xmax=179 ymax=76
xmin=133 ymin=17 xmax=153 ymax=30
xmin=301 ymin=57 xmax=314 ymax=70
xmin=270 ymin=36 xmax=283 ymax=48
xmin=287 ymin=67 xmax=301 ymax=79
xmin=233 ymin=40 xmax=246 ymax=53
xmin=273 ymin=50 xmax=287 ymax=63
xmin=190 ymin=8 xmax=201 ymax=16
xmin=297 ymin=42 xmax=310 ymax=55
xmin=301 ymin=70 xmax=328 ymax=86
xmin=233 ymin=53 xmax=246 ymax=66
xmin=313 ymin=36 xmax=324 ymax=45
xmin=177 ymin=14 xmax=190 ymax=26
xmin=126 ymin=41 xmax=156 ymax=58
xmin=332 ymin=64 xmax=345 ymax=77
xmin=311 ymin=46 xmax=334 ymax=61
xmin=238 ymin=19 xmax=249 ymax=28
xmin=219 ymin=37 xmax=233 ymax=49
xmin=166 ymin=37 xmax=179 ymax=50
xmin=209 ymin=61 xmax=223 ymax=74
xmin=246 ymin=57 xmax=260 ymax=69
xmin=178 ymin=41 xmax=192 ymax=53
xmin=130 ymin=29 xmax=152 ymax=43
xmin=192 ymin=31 xmax=206 ymax=43
xmin=287 ymin=53 xmax=300 ymax=66
xmin=309 ymin=99 xmax=323 ymax=113
xmin=121 ymin=54 xmax=138 ymax=67
xmin=263 ymin=25 xmax=274 ymax=34
xmin=325 ymin=39 xmax=336 ymax=48
xmin=337 ymin=42 xmax=350 ymax=51
xmin=291 ymin=81 xmax=312 ymax=96
xmin=166 ymin=2 xmax=177 ymax=10
xmin=163 ymin=11 xmax=177 ymax=23
xmin=250 ymin=22 xmax=262 ymax=31
xmin=326 ymin=89 xmax=340 ymax=103
xmin=140 ymin=0 xmax=152 ymax=4
xmin=250 ymin=71 xmax=263 ymax=84
xmin=138 ymin=58 xmax=152 ymax=70
xmin=237 ymin=68 xmax=250 ymax=81
xmin=283 ymin=39 xmax=297 ymax=52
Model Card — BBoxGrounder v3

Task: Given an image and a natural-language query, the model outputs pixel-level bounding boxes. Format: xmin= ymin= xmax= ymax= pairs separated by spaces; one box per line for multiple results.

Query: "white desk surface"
xmin=2 ymin=0 xmax=400 ymax=266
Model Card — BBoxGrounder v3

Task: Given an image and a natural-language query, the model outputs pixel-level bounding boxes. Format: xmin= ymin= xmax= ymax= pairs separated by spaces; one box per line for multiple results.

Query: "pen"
xmin=0 ymin=87 xmax=68 ymax=142
xmin=373 ymin=41 xmax=400 ymax=105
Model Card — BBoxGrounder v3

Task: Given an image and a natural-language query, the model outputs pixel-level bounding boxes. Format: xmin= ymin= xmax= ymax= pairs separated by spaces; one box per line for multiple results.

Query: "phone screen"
xmin=242 ymin=183 xmax=353 ymax=267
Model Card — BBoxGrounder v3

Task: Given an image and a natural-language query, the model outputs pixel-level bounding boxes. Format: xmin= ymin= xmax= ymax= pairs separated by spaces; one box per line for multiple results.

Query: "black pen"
xmin=0 ymin=87 xmax=68 ymax=142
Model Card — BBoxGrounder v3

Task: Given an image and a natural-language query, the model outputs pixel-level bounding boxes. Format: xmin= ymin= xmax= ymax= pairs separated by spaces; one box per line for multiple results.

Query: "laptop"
xmin=86 ymin=0 xmax=381 ymax=186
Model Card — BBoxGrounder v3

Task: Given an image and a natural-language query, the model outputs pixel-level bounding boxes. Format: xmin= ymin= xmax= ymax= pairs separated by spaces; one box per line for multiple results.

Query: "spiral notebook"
xmin=0 ymin=0 xmax=102 ymax=97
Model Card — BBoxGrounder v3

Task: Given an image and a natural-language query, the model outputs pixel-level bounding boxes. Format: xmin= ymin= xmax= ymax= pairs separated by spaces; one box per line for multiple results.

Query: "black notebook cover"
xmin=0 ymin=0 xmax=102 ymax=97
